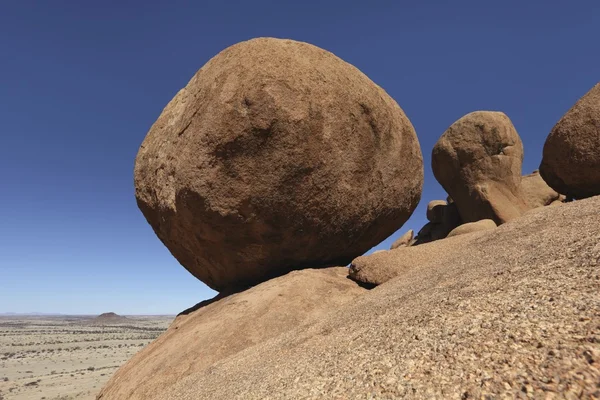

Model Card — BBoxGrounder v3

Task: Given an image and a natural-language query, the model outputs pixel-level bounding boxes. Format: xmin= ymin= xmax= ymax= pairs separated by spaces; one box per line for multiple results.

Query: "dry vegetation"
xmin=0 ymin=315 xmax=172 ymax=400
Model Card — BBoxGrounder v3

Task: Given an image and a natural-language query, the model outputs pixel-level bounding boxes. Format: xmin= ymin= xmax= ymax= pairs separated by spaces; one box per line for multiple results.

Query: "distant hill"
xmin=91 ymin=312 xmax=130 ymax=325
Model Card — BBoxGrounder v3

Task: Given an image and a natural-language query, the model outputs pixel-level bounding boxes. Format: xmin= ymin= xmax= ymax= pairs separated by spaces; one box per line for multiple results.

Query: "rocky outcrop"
xmin=102 ymin=196 xmax=600 ymax=399
xmin=432 ymin=111 xmax=528 ymax=225
xmin=540 ymin=83 xmax=600 ymax=199
xmin=520 ymin=170 xmax=561 ymax=208
xmin=134 ymin=38 xmax=423 ymax=292
xmin=447 ymin=219 xmax=496 ymax=238
xmin=426 ymin=200 xmax=446 ymax=223
xmin=390 ymin=229 xmax=414 ymax=249
xmin=413 ymin=201 xmax=461 ymax=245
xmin=97 ymin=267 xmax=366 ymax=400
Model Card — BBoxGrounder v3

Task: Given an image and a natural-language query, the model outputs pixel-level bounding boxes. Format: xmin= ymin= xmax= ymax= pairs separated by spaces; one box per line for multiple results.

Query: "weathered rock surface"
xmin=432 ymin=111 xmax=528 ymax=225
xmin=134 ymin=37 xmax=423 ymax=292
xmin=97 ymin=267 xmax=366 ymax=400
xmin=390 ymin=229 xmax=414 ymax=249
xmin=100 ymin=196 xmax=600 ymax=399
xmin=521 ymin=170 xmax=561 ymax=208
xmin=426 ymin=200 xmax=447 ymax=223
xmin=447 ymin=219 xmax=496 ymax=238
xmin=413 ymin=202 xmax=461 ymax=245
xmin=540 ymin=83 xmax=600 ymax=199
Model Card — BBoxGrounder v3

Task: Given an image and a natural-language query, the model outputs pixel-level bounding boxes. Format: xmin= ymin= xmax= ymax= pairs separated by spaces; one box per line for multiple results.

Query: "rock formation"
xmin=432 ymin=111 xmax=528 ymax=225
xmin=520 ymin=170 xmax=562 ymax=208
xmin=101 ymin=196 xmax=600 ymax=399
xmin=426 ymin=200 xmax=446 ymax=223
xmin=97 ymin=267 xmax=366 ymax=399
xmin=412 ymin=200 xmax=461 ymax=245
xmin=447 ymin=219 xmax=496 ymax=238
xmin=540 ymin=83 xmax=600 ymax=199
xmin=390 ymin=229 xmax=414 ymax=249
xmin=134 ymin=37 xmax=423 ymax=292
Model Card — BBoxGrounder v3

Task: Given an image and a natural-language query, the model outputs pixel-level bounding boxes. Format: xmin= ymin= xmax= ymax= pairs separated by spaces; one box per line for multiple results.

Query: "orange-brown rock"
xmin=447 ymin=219 xmax=496 ymax=238
xmin=390 ymin=229 xmax=414 ymax=249
xmin=520 ymin=170 xmax=561 ymax=208
xmin=413 ymin=201 xmax=461 ymax=245
xmin=540 ymin=83 xmax=600 ymax=199
xmin=98 ymin=196 xmax=600 ymax=399
xmin=432 ymin=111 xmax=528 ymax=225
xmin=134 ymin=38 xmax=423 ymax=292
xmin=426 ymin=200 xmax=447 ymax=223
xmin=97 ymin=267 xmax=366 ymax=400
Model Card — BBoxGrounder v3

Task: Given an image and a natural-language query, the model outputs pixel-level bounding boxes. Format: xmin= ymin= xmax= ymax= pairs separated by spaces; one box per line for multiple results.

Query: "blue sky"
xmin=1 ymin=1 xmax=598 ymax=315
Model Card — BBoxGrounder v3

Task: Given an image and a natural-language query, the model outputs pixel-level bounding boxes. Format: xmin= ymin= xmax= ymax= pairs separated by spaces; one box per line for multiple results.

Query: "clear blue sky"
xmin=1 ymin=1 xmax=598 ymax=315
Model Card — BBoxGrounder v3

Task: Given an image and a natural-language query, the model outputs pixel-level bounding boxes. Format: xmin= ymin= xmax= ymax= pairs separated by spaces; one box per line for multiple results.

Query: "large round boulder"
xmin=134 ymin=38 xmax=423 ymax=292
xmin=539 ymin=83 xmax=600 ymax=199
xmin=432 ymin=111 xmax=528 ymax=225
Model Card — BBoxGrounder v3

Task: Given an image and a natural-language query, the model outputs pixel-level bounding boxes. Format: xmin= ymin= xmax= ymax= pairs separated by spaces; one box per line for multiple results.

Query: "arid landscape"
xmin=0 ymin=314 xmax=171 ymax=400
xmin=3 ymin=3 xmax=599 ymax=399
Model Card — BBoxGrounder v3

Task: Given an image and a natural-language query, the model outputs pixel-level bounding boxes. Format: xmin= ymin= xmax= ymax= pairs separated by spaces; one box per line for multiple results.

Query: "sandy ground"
xmin=0 ymin=315 xmax=172 ymax=400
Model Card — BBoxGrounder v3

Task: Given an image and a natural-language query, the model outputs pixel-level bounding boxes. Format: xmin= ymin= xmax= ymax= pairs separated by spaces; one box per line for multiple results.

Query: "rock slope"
xmin=100 ymin=196 xmax=600 ymax=399
xmin=97 ymin=267 xmax=366 ymax=399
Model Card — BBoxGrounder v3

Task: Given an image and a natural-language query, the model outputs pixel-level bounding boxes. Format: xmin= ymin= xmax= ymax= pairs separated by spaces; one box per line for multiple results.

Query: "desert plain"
xmin=0 ymin=314 xmax=171 ymax=400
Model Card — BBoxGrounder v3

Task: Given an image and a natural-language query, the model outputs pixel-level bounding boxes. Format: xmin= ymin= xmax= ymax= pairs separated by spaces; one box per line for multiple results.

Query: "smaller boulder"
xmin=432 ymin=111 xmax=528 ymax=225
xmin=390 ymin=230 xmax=414 ymax=250
xmin=521 ymin=171 xmax=561 ymax=209
xmin=413 ymin=222 xmax=436 ymax=245
xmin=440 ymin=202 xmax=462 ymax=233
xmin=373 ymin=250 xmax=387 ymax=254
xmin=350 ymin=231 xmax=476 ymax=286
xmin=426 ymin=200 xmax=447 ymax=223
xmin=413 ymin=202 xmax=462 ymax=245
xmin=447 ymin=219 xmax=496 ymax=238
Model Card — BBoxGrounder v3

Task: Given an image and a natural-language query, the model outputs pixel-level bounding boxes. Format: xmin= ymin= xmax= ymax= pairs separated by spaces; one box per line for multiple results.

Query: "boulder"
xmin=447 ymin=219 xmax=496 ymax=238
xmin=390 ymin=229 xmax=414 ymax=249
xmin=539 ymin=83 xmax=600 ymax=199
xmin=426 ymin=200 xmax=446 ymax=223
xmin=432 ymin=111 xmax=528 ymax=225
xmin=413 ymin=202 xmax=461 ymax=245
xmin=351 ymin=239 xmax=463 ymax=286
xmin=520 ymin=170 xmax=561 ymax=209
xmin=134 ymin=38 xmax=424 ymax=292
xmin=437 ymin=201 xmax=462 ymax=235
xmin=97 ymin=267 xmax=366 ymax=400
